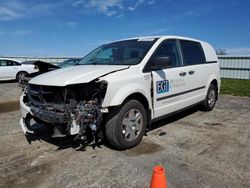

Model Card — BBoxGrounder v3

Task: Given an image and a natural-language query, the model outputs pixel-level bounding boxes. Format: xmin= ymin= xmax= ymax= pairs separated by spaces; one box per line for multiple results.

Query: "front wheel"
xmin=201 ymin=84 xmax=217 ymax=111
xmin=105 ymin=100 xmax=147 ymax=150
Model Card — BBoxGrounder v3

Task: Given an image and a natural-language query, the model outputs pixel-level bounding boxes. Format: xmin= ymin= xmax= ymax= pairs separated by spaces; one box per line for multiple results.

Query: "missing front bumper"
xmin=20 ymin=100 xmax=103 ymax=141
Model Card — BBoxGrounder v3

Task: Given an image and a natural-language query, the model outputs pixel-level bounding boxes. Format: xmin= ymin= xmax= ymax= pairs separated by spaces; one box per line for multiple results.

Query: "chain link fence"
xmin=0 ymin=56 xmax=78 ymax=65
xmin=218 ymin=55 xmax=250 ymax=80
xmin=1 ymin=55 xmax=250 ymax=79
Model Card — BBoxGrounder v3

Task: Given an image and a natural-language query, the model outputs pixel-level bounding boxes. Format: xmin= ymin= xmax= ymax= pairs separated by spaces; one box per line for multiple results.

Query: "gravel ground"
xmin=0 ymin=82 xmax=249 ymax=188
xmin=0 ymin=81 xmax=22 ymax=103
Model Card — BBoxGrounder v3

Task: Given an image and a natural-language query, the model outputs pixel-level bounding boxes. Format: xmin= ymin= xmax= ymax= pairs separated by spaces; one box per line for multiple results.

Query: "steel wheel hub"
xmin=208 ymin=89 xmax=216 ymax=107
xmin=122 ymin=108 xmax=143 ymax=141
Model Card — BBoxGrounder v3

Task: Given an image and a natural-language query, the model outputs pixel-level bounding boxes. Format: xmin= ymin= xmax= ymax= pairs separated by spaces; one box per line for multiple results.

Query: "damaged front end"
xmin=20 ymin=80 xmax=108 ymax=142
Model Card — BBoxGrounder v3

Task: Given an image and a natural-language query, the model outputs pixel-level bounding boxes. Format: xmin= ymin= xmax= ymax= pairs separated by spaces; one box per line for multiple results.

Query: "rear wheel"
xmin=105 ymin=100 xmax=147 ymax=149
xmin=201 ymin=84 xmax=217 ymax=111
xmin=16 ymin=71 xmax=27 ymax=82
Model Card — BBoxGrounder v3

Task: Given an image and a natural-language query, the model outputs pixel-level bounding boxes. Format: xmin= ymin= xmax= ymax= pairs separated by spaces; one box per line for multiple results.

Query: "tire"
xmin=201 ymin=84 xmax=217 ymax=111
xmin=16 ymin=71 xmax=28 ymax=82
xmin=105 ymin=100 xmax=147 ymax=150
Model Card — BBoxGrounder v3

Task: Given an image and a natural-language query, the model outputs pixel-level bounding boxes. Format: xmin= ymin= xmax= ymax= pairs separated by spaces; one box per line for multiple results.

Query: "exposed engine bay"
xmin=22 ymin=80 xmax=107 ymax=142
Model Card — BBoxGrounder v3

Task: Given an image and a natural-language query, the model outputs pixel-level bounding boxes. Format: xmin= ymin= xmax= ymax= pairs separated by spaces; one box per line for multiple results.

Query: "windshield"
xmin=78 ymin=39 xmax=158 ymax=65
xmin=59 ymin=59 xmax=81 ymax=68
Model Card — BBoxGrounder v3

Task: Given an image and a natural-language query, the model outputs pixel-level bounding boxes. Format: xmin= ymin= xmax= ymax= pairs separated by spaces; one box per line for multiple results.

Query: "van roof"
xmin=113 ymin=35 xmax=205 ymax=44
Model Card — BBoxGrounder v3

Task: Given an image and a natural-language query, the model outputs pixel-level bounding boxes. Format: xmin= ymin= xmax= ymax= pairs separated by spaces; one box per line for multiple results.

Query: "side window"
xmin=13 ymin=61 xmax=21 ymax=66
xmin=0 ymin=60 xmax=8 ymax=66
xmin=179 ymin=40 xmax=205 ymax=65
xmin=152 ymin=39 xmax=181 ymax=68
xmin=7 ymin=61 xmax=15 ymax=66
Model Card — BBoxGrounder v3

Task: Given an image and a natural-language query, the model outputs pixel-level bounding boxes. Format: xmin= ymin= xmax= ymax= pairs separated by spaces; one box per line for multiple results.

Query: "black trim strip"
xmin=206 ymin=61 xmax=217 ymax=64
xmin=156 ymin=86 xmax=206 ymax=101
xmin=221 ymin=67 xmax=250 ymax=71
xmin=218 ymin=56 xmax=250 ymax=60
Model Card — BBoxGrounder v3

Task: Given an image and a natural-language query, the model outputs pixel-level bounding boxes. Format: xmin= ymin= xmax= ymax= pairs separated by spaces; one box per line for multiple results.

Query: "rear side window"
xmin=180 ymin=40 xmax=205 ymax=65
xmin=7 ymin=61 xmax=15 ymax=66
xmin=13 ymin=61 xmax=21 ymax=66
xmin=0 ymin=60 xmax=7 ymax=66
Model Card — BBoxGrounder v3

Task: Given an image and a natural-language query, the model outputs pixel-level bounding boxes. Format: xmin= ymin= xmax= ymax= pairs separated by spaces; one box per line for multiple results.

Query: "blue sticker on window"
xmin=156 ymin=80 xmax=169 ymax=94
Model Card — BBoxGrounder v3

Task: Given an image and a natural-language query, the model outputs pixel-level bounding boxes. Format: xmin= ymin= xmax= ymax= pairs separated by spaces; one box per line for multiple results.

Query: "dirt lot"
xmin=0 ymin=82 xmax=249 ymax=188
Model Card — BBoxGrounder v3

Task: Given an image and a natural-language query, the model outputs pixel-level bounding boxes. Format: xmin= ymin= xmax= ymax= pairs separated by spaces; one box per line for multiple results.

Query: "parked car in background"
xmin=0 ymin=58 xmax=38 ymax=82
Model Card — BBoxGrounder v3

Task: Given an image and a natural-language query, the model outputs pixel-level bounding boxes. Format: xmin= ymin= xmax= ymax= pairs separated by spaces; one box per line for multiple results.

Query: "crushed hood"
xmin=29 ymin=65 xmax=129 ymax=86
xmin=33 ymin=61 xmax=59 ymax=73
xmin=22 ymin=60 xmax=59 ymax=73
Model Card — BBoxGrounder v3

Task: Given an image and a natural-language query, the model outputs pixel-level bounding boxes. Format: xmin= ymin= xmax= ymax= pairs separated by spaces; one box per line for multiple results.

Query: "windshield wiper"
xmin=86 ymin=61 xmax=99 ymax=65
xmin=86 ymin=58 xmax=101 ymax=65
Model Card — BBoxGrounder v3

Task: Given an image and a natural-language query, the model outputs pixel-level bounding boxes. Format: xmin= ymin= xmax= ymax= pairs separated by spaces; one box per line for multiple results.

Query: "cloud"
xmin=0 ymin=0 xmax=62 ymax=21
xmin=106 ymin=10 xmax=117 ymax=17
xmin=136 ymin=27 xmax=171 ymax=36
xmin=12 ymin=30 xmax=33 ymax=36
xmin=65 ymin=22 xmax=79 ymax=28
xmin=0 ymin=1 xmax=24 ymax=20
xmin=128 ymin=0 xmax=144 ymax=11
xmin=0 ymin=29 xmax=34 ymax=36
xmin=0 ymin=7 xmax=20 ymax=20
xmin=0 ymin=0 xmax=159 ymax=20
xmin=73 ymin=0 xmax=123 ymax=16
xmin=148 ymin=0 xmax=156 ymax=5
xmin=72 ymin=0 xmax=156 ymax=16
xmin=173 ymin=6 xmax=211 ymax=21
xmin=26 ymin=3 xmax=59 ymax=17
xmin=151 ymin=28 xmax=171 ymax=34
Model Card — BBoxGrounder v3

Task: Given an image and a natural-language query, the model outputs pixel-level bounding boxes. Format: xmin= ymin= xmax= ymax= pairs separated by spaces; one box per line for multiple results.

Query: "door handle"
xmin=188 ymin=70 xmax=195 ymax=75
xmin=179 ymin=71 xmax=187 ymax=77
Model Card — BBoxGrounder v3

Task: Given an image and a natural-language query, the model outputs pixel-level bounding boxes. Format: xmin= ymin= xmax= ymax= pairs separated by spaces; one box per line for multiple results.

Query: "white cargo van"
xmin=20 ymin=36 xmax=220 ymax=149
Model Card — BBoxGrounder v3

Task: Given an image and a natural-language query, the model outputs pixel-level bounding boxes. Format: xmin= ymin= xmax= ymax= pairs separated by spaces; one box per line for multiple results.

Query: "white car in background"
xmin=0 ymin=58 xmax=38 ymax=82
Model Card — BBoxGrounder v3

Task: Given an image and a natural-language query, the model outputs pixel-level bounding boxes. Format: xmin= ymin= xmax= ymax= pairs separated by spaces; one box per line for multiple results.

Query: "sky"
xmin=0 ymin=0 xmax=250 ymax=56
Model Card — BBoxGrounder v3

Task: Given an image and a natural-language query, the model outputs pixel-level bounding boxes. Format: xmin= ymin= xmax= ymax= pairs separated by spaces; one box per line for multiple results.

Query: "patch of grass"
xmin=220 ymin=79 xmax=250 ymax=97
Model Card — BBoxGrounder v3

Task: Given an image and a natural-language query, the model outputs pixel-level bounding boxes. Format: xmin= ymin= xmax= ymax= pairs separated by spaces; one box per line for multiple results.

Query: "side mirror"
xmin=151 ymin=56 xmax=171 ymax=70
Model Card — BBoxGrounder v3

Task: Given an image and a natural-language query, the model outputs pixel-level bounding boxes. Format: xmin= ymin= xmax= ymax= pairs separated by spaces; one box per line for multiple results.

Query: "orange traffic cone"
xmin=150 ymin=166 xmax=167 ymax=188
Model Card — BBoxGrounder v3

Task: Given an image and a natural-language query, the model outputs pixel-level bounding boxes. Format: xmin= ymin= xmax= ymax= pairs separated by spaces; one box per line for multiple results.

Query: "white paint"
xmin=20 ymin=35 xmax=221 ymax=135
xmin=0 ymin=58 xmax=38 ymax=81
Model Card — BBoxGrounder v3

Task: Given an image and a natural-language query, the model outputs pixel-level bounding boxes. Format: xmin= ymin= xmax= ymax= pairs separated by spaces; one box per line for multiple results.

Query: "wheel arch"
xmin=16 ymin=71 xmax=28 ymax=80
xmin=123 ymin=92 xmax=149 ymax=109
xmin=206 ymin=74 xmax=220 ymax=100
xmin=106 ymin=92 xmax=152 ymax=130
xmin=210 ymin=79 xmax=218 ymax=100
